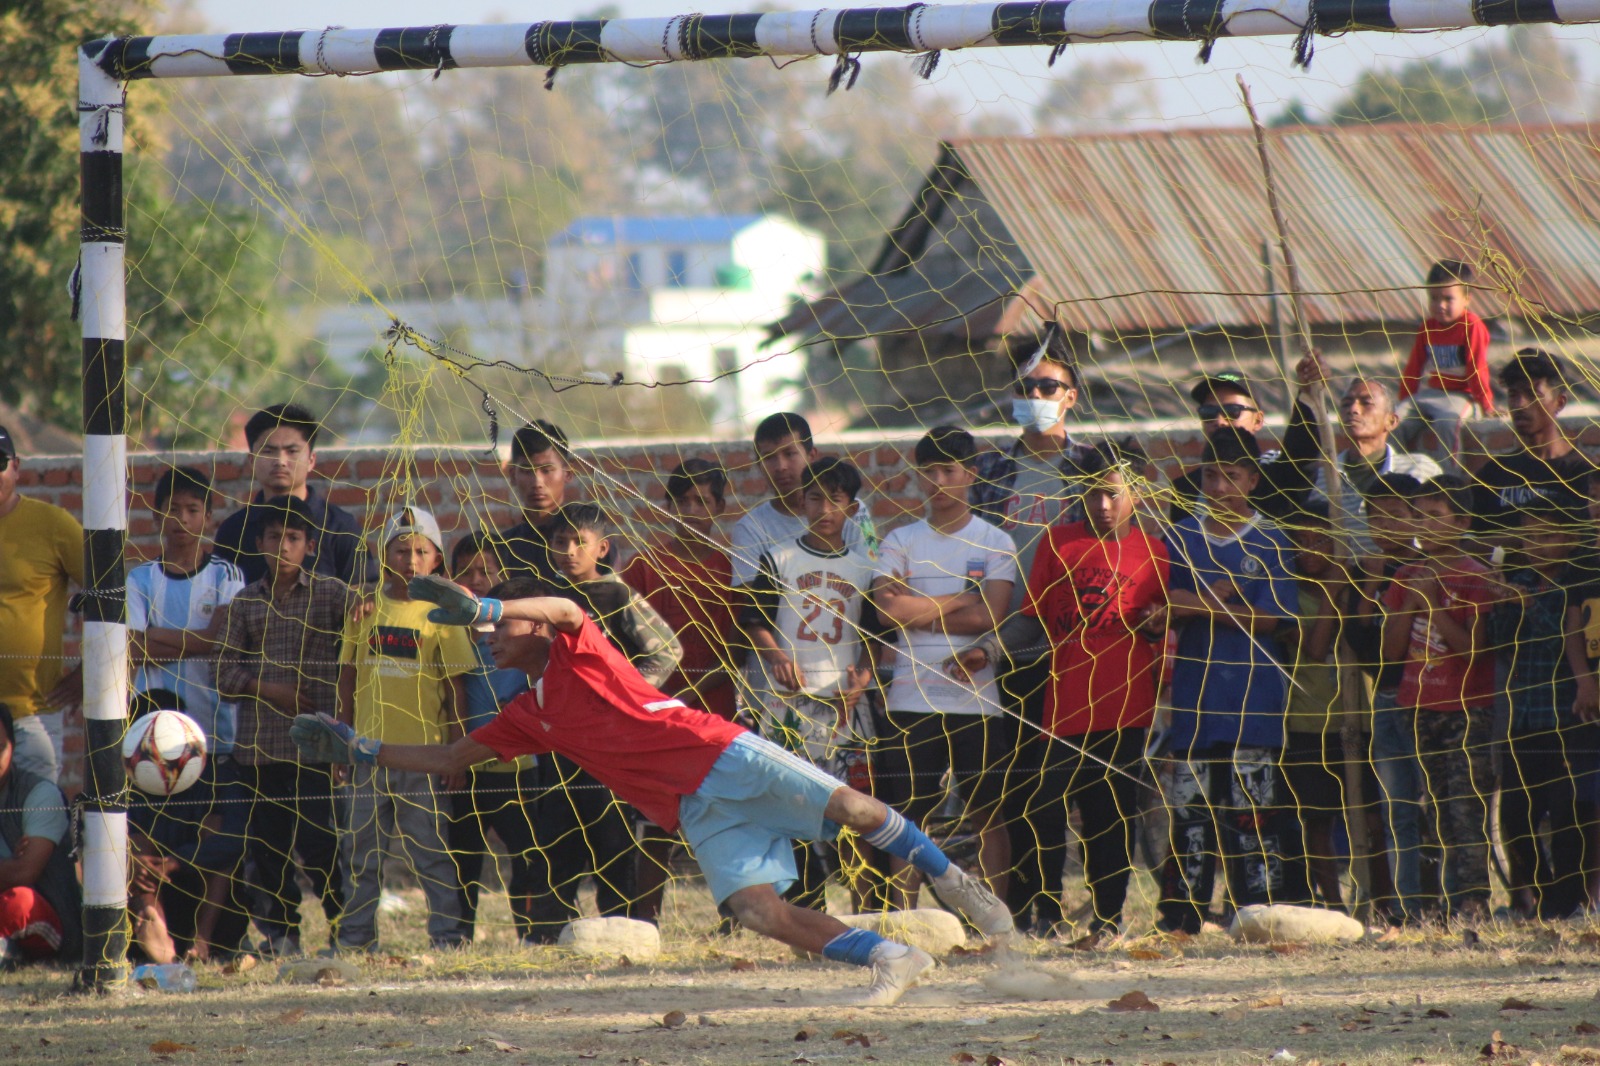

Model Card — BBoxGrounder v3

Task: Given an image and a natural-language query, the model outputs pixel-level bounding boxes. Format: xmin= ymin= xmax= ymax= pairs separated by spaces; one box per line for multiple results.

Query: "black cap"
xmin=1201 ymin=426 xmax=1262 ymax=467
xmin=1189 ymin=369 xmax=1255 ymax=404
xmin=0 ymin=425 xmax=14 ymax=458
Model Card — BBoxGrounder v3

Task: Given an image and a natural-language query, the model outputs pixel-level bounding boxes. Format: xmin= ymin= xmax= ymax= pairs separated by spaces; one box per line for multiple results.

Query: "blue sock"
xmin=822 ymin=927 xmax=885 ymax=968
xmin=863 ymin=808 xmax=951 ymax=879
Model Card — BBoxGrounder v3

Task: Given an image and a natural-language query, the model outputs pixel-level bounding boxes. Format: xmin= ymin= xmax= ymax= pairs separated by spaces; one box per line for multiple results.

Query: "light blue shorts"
xmin=680 ymin=732 xmax=845 ymax=904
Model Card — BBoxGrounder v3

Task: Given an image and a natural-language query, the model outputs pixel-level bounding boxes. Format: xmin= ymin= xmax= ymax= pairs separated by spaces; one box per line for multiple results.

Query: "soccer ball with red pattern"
xmin=122 ymin=709 xmax=208 ymax=796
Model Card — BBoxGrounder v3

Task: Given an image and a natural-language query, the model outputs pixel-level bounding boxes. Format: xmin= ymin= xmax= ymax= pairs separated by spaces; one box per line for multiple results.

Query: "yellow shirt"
xmin=340 ymin=591 xmax=475 ymax=745
xmin=0 ymin=498 xmax=84 ymax=718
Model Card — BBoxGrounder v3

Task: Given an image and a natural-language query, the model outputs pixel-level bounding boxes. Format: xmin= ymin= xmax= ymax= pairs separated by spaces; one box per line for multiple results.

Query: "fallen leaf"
xmin=1483 ymin=1030 xmax=1519 ymax=1058
xmin=1250 ymin=994 xmax=1285 ymax=1009
xmin=795 ymin=1027 xmax=817 ymax=1041
xmin=1270 ymin=943 xmax=1305 ymax=955
xmin=149 ymin=1041 xmax=197 ymax=1054
xmin=617 ymin=955 xmax=634 ymax=968
xmin=983 ymin=1056 xmax=1009 ymax=1066
xmin=730 ymin=958 xmax=758 ymax=972
xmin=1292 ymin=1024 xmax=1318 ymax=1035
xmin=378 ymin=1042 xmax=413 ymax=1050
xmin=1562 ymin=1047 xmax=1600 ymax=1062
xmin=222 ymin=956 xmax=258 ymax=975
xmin=661 ymin=1011 xmax=687 ymax=1029
xmin=578 ymin=1054 xmax=599 ymax=1061
xmin=314 ymin=967 xmax=344 ymax=986
xmin=1127 ymin=948 xmax=1169 ymax=961
xmin=952 ymin=1055 xmax=977 ymax=1065
xmin=1426 ymin=1008 xmax=1453 ymax=1019
xmin=999 ymin=1033 xmax=1042 ymax=1045
xmin=1502 ymin=997 xmax=1546 ymax=1012
xmin=485 ymin=1039 xmax=521 ymax=1052
xmin=1577 ymin=1022 xmax=1600 ymax=1035
xmin=1108 ymin=990 xmax=1159 ymax=1013
xmin=273 ymin=1008 xmax=305 ymax=1025
xmin=832 ymin=1030 xmax=872 ymax=1047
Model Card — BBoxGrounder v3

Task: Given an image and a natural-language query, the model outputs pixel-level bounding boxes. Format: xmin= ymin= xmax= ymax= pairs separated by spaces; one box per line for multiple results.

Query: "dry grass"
xmin=8 ymin=875 xmax=1600 ymax=1066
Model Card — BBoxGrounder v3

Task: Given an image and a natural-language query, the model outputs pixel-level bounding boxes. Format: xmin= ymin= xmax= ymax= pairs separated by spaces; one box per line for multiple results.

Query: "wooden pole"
xmin=1239 ymin=79 xmax=1374 ymax=920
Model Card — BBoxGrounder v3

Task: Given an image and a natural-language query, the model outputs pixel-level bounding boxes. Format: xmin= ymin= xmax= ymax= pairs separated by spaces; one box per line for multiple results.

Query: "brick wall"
xmin=16 ymin=415 xmax=1583 ymax=795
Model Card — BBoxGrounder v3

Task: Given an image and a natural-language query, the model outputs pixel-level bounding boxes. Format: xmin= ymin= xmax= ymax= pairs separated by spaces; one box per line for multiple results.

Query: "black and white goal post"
xmin=76 ymin=39 xmax=131 ymax=993
xmin=75 ymin=0 xmax=1599 ymax=989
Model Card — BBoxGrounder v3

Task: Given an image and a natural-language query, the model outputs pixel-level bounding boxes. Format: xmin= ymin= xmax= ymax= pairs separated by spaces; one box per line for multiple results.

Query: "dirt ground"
xmin=10 ymin=877 xmax=1600 ymax=1066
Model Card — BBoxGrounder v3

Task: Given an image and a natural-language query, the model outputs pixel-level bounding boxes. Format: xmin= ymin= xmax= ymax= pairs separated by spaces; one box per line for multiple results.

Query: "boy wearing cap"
xmin=1169 ymin=358 xmax=1326 ymax=524
xmin=335 ymin=506 xmax=475 ymax=952
xmin=0 ymin=424 xmax=85 ymax=781
xmin=1157 ymin=427 xmax=1309 ymax=933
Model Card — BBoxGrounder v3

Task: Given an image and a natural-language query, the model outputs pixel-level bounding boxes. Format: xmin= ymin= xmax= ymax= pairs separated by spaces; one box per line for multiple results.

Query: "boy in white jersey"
xmin=743 ymin=458 xmax=880 ymax=907
xmin=731 ymin=415 xmax=868 ymax=711
xmin=743 ymin=459 xmax=878 ymax=781
xmin=872 ymin=427 xmax=1019 ymax=908
xmin=126 ymin=467 xmax=250 ymax=959
xmin=129 ymin=467 xmax=246 ymax=753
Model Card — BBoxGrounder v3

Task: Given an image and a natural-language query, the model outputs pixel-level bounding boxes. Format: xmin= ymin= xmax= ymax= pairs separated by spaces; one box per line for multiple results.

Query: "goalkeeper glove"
xmin=290 ymin=713 xmax=382 ymax=765
xmin=409 ymin=574 xmax=504 ymax=627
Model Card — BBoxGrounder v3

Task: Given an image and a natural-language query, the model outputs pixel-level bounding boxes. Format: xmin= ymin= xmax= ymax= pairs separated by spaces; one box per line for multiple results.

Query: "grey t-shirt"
xmin=995 ymin=455 xmax=1082 ymax=617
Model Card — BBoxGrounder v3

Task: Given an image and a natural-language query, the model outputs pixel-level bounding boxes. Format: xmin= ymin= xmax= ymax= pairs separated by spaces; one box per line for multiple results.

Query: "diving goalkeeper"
xmin=291 ymin=574 xmax=1014 ymax=1005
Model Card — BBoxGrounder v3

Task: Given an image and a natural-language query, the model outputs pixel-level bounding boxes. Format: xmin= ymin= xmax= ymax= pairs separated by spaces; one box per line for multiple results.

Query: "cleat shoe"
xmin=855 ymin=944 xmax=934 ymax=1006
xmin=932 ymin=868 xmax=1017 ymax=940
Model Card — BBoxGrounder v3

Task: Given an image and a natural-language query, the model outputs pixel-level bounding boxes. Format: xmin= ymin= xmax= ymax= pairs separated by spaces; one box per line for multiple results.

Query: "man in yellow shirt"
xmin=0 ymin=427 xmax=84 ymax=782
xmin=335 ymin=507 xmax=474 ymax=952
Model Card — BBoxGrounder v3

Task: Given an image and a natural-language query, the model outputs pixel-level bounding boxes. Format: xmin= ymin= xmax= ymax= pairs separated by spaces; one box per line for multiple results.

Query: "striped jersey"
xmin=127 ymin=554 xmax=247 ymax=752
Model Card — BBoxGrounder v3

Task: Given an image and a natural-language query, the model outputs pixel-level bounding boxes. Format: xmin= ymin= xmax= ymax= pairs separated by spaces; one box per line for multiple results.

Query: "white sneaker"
xmin=933 ymin=868 xmax=1017 ymax=940
xmin=855 ymin=944 xmax=934 ymax=1006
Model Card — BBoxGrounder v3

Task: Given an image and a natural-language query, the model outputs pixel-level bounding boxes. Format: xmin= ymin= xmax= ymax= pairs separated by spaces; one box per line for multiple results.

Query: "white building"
xmin=312 ymin=213 xmax=825 ymax=437
xmin=541 ymin=213 xmax=826 ymax=433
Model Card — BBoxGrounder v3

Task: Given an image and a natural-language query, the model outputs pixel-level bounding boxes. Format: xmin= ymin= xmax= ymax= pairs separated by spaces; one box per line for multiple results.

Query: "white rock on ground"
xmin=1230 ymin=903 xmax=1365 ymax=944
xmin=793 ymin=908 xmax=968 ymax=958
xmin=557 ymin=916 xmax=663 ymax=960
xmin=277 ymin=958 xmax=363 ymax=984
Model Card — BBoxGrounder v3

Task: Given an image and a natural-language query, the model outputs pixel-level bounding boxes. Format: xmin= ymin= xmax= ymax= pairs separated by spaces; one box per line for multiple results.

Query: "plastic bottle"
xmin=131 ymin=962 xmax=197 ymax=992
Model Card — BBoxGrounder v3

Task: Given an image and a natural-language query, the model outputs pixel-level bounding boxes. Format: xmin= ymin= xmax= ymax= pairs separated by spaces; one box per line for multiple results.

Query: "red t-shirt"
xmin=470 ymin=615 xmax=746 ymax=831
xmin=1024 ymin=522 xmax=1170 ymax=736
xmin=622 ymin=543 xmax=738 ymax=721
xmin=1399 ymin=310 xmax=1494 ymax=413
xmin=1382 ymin=559 xmax=1498 ymax=712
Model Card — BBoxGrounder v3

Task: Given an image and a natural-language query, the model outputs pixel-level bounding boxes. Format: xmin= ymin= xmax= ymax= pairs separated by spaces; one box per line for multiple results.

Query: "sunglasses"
xmin=1198 ymin=402 xmax=1259 ymax=421
xmin=1013 ymin=377 xmax=1073 ymax=398
xmin=0 ymin=453 xmax=10 ymax=472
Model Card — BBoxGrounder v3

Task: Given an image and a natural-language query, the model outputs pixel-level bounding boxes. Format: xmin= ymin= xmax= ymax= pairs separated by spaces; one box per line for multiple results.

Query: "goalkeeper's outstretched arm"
xmin=290 ymin=712 xmax=499 ymax=775
xmin=407 ymin=573 xmax=585 ymax=634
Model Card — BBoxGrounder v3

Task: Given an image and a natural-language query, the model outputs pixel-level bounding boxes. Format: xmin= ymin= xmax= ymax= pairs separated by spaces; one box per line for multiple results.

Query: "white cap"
xmin=382 ymin=505 xmax=443 ymax=553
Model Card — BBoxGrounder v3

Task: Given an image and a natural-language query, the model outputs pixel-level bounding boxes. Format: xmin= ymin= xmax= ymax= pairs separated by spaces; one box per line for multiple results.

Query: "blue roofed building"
xmin=541 ymin=212 xmax=826 ymax=433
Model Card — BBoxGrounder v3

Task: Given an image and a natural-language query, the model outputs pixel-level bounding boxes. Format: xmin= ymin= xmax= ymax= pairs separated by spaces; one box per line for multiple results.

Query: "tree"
xmin=1287 ymin=26 xmax=1588 ymax=127
xmin=0 ymin=0 xmax=151 ymax=427
xmin=1032 ymin=56 xmax=1160 ymax=134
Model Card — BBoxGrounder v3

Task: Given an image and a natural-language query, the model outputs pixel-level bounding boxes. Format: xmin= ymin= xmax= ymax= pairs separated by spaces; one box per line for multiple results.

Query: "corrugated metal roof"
xmin=779 ymin=124 xmax=1600 ymax=340
xmin=954 ymin=124 xmax=1600 ymax=334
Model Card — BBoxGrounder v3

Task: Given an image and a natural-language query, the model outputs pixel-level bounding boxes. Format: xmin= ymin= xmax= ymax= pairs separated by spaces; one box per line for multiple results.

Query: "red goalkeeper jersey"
xmin=470 ymin=614 xmax=745 ymax=831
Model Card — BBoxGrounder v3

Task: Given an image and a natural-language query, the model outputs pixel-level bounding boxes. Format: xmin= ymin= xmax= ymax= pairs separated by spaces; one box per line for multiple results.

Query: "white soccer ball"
xmin=122 ymin=709 xmax=208 ymax=796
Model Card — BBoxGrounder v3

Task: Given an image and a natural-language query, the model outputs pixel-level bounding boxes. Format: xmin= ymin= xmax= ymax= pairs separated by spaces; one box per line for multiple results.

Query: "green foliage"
xmin=0 ymin=1 xmax=149 ymax=427
xmin=0 ymin=0 xmax=299 ymax=441
xmin=1281 ymin=26 xmax=1584 ymax=127
xmin=124 ymin=166 xmax=292 ymax=450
